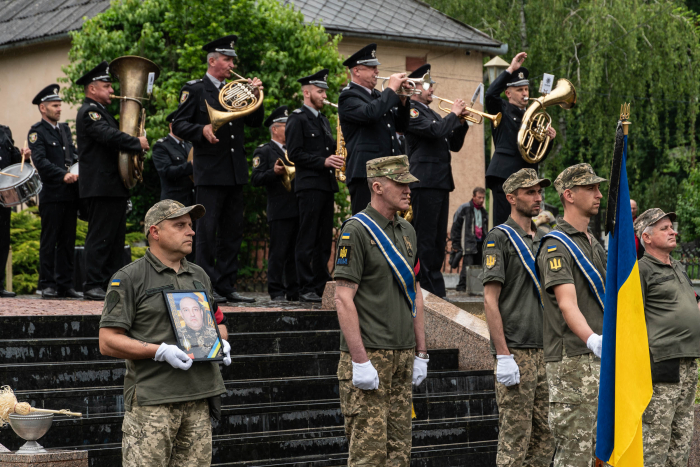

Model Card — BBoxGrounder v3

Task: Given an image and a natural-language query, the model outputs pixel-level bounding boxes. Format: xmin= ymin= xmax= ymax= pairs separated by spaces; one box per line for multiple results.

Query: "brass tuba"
xmin=517 ymin=78 xmax=577 ymax=164
xmin=207 ymin=72 xmax=263 ymax=133
xmin=323 ymin=99 xmax=347 ymax=182
xmin=109 ymin=56 xmax=161 ymax=189
xmin=278 ymin=151 xmax=296 ymax=192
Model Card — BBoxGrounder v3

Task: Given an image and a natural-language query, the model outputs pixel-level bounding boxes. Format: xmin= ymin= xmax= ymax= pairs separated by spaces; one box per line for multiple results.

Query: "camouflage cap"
xmin=553 ymin=163 xmax=607 ymax=194
xmin=502 ymin=168 xmax=551 ymax=194
xmin=366 ymin=155 xmax=419 ymax=184
xmin=634 ymin=208 xmax=676 ymax=238
xmin=144 ymin=199 xmax=206 ymax=236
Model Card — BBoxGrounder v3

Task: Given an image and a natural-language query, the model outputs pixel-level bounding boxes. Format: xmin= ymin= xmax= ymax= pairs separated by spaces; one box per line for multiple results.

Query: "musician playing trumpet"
xmin=405 ymin=63 xmax=471 ymax=299
xmin=485 ymin=52 xmax=556 ymax=227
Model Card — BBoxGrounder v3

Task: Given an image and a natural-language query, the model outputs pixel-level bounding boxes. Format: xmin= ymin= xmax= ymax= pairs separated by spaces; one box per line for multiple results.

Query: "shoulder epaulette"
xmin=89 ymin=103 xmax=97 ymax=106
xmin=157 ymin=137 xmax=166 ymax=143
xmin=186 ymin=79 xmax=202 ymax=85
xmin=341 ymin=85 xmax=350 ymax=91
xmin=292 ymin=109 xmax=303 ymax=114
xmin=30 ymin=121 xmax=42 ymax=129
xmin=257 ymin=143 xmax=265 ymax=147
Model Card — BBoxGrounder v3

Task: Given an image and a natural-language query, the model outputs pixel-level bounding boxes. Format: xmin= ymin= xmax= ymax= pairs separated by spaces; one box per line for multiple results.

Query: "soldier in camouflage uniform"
xmin=482 ymin=169 xmax=554 ymax=467
xmin=635 ymin=208 xmax=700 ymax=467
xmin=334 ymin=155 xmax=427 ymax=466
xmin=535 ymin=164 xmax=607 ymax=467
xmin=99 ymin=200 xmax=232 ymax=467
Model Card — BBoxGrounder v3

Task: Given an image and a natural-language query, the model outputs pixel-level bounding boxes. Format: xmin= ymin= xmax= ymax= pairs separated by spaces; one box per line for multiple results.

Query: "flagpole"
xmin=621 ymin=103 xmax=631 ymax=135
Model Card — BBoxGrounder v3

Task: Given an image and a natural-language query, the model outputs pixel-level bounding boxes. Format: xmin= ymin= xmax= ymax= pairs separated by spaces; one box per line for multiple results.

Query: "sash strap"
xmin=494 ymin=224 xmax=543 ymax=308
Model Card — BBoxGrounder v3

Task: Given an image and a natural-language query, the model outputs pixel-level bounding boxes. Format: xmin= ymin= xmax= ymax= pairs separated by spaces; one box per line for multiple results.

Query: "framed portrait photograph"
xmin=163 ymin=290 xmax=224 ymax=362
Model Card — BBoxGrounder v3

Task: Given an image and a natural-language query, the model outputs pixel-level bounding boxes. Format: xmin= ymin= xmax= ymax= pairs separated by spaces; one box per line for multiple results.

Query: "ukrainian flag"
xmin=595 ymin=121 xmax=652 ymax=466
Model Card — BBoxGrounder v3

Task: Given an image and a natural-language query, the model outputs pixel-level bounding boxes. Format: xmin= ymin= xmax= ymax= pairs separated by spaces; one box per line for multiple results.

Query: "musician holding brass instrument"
xmin=75 ymin=61 xmax=149 ymax=301
xmin=285 ymin=70 xmax=339 ymax=303
xmin=404 ymin=64 xmax=470 ymax=298
xmin=173 ymin=35 xmax=264 ymax=304
xmin=251 ymin=105 xmax=300 ymax=302
xmin=338 ymin=43 xmax=411 ymax=215
xmin=485 ymin=52 xmax=556 ymax=226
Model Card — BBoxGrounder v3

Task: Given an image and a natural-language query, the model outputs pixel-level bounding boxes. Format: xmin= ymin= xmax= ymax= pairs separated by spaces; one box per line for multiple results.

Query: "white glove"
xmin=221 ymin=339 xmax=231 ymax=366
xmin=496 ymin=355 xmax=520 ymax=386
xmin=413 ymin=356 xmax=429 ymax=386
xmin=154 ymin=343 xmax=192 ymax=370
xmin=352 ymin=360 xmax=379 ymax=390
xmin=587 ymin=333 xmax=603 ymax=358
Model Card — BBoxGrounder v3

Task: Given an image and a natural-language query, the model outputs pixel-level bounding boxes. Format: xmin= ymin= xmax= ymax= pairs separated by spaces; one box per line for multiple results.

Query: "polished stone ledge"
xmin=0 ymin=449 xmax=88 ymax=466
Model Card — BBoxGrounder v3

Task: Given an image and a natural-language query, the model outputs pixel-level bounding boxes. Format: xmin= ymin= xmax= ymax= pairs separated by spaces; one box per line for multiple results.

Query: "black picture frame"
xmin=162 ymin=289 xmax=224 ymax=362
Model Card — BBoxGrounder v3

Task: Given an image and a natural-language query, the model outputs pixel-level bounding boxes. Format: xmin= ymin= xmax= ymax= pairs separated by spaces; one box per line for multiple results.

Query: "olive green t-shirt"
xmin=99 ymin=249 xmax=226 ymax=411
xmin=537 ymin=219 xmax=607 ymax=362
xmin=482 ymin=217 xmax=545 ymax=354
xmin=334 ymin=204 xmax=417 ymax=351
xmin=639 ymin=252 xmax=700 ymax=362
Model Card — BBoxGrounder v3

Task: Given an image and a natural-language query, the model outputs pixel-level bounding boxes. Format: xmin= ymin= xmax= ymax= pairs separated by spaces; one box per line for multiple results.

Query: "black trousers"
xmin=84 ymin=197 xmax=127 ymax=290
xmin=196 ymin=185 xmax=244 ymax=295
xmin=348 ymin=179 xmax=371 ymax=215
xmin=457 ymin=241 xmax=483 ymax=289
xmin=268 ymin=217 xmax=299 ymax=299
xmin=412 ymin=188 xmax=449 ymax=298
xmin=39 ymin=201 xmax=78 ymax=291
xmin=0 ymin=207 xmax=10 ymax=286
xmin=486 ymin=176 xmax=509 ymax=227
xmin=295 ymin=190 xmax=334 ymax=296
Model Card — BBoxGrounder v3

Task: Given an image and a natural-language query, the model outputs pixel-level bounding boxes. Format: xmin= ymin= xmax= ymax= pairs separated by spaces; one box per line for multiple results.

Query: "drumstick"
xmin=0 ymin=172 xmax=18 ymax=178
xmin=20 ymin=141 xmax=27 ymax=172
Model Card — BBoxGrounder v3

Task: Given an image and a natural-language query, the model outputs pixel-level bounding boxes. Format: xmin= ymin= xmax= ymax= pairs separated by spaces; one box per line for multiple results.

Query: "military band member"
xmin=405 ymin=64 xmax=470 ymax=298
xmin=251 ymin=105 xmax=299 ymax=301
xmin=338 ymin=43 xmax=411 ymax=214
xmin=485 ymin=52 xmax=556 ymax=226
xmin=482 ymin=169 xmax=554 ymax=467
xmin=334 ymin=156 xmax=427 ymax=466
xmin=75 ymin=61 xmax=149 ymax=301
xmin=28 ymin=84 xmax=81 ymax=299
xmin=536 ymin=164 xmax=607 ymax=467
xmin=635 ymin=209 xmax=700 ymax=467
xmin=0 ymin=124 xmax=30 ymax=298
xmin=286 ymin=70 xmax=340 ymax=302
xmin=173 ymin=35 xmax=264 ymax=304
xmin=152 ymin=111 xmax=194 ymax=206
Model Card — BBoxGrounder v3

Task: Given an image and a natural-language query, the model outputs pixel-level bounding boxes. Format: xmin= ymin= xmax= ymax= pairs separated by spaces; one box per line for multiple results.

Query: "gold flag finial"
xmin=620 ymin=103 xmax=631 ymax=135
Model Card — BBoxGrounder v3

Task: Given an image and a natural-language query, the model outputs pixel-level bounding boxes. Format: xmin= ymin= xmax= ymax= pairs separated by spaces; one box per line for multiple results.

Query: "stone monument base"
xmin=0 ymin=449 xmax=88 ymax=466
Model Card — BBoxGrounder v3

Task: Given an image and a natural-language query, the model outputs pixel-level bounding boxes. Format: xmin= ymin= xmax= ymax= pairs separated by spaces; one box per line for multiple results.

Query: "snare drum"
xmin=69 ymin=163 xmax=79 ymax=175
xmin=0 ymin=163 xmax=42 ymax=207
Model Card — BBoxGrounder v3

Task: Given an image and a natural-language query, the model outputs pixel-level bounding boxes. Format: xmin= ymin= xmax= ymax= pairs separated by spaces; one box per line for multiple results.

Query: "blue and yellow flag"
xmin=596 ymin=107 xmax=652 ymax=466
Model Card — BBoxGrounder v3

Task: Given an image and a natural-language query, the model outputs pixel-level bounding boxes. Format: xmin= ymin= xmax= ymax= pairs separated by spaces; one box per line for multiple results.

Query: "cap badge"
xmin=53 ymin=88 xmax=58 ymax=94
xmin=518 ymin=72 xmax=524 ymax=79
xmin=371 ymin=49 xmax=376 ymax=58
xmin=323 ymin=74 xmax=328 ymax=82
xmin=284 ymin=109 xmax=288 ymax=116
xmin=230 ymin=41 xmax=236 ymax=48
xmin=105 ymin=66 xmax=109 ymax=74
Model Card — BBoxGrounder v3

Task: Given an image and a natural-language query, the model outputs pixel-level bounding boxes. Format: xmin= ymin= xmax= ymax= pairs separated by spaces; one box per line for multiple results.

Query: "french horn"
xmin=207 ymin=72 xmax=263 ymax=133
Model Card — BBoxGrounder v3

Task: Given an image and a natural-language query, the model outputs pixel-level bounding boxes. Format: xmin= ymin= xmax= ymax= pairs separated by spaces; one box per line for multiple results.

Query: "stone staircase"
xmin=0 ymin=311 xmax=497 ymax=466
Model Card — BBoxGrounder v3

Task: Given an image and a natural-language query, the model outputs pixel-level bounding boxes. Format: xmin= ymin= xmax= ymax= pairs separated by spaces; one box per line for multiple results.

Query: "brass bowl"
xmin=8 ymin=413 xmax=53 ymax=453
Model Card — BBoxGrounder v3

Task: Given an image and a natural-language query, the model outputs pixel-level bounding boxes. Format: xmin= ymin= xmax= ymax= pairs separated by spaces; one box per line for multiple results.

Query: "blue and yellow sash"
xmin=494 ymin=224 xmax=543 ymax=307
xmin=537 ymin=230 xmax=606 ymax=310
xmin=343 ymin=213 xmax=417 ymax=317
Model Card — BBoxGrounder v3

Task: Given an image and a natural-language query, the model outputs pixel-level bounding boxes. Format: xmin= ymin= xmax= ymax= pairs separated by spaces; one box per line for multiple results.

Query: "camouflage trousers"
xmin=642 ymin=358 xmax=698 ymax=467
xmin=338 ymin=349 xmax=414 ymax=467
xmin=546 ymin=352 xmax=600 ymax=467
xmin=122 ymin=395 xmax=212 ymax=467
xmin=495 ymin=348 xmax=554 ymax=467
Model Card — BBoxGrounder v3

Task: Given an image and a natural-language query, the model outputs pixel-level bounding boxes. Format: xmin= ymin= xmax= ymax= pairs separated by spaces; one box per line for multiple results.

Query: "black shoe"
xmin=270 ymin=295 xmax=286 ymax=302
xmin=454 ymin=286 xmax=466 ymax=292
xmin=211 ymin=291 xmax=227 ymax=304
xmin=84 ymin=288 xmax=106 ymax=301
xmin=0 ymin=289 xmax=16 ymax=298
xmin=299 ymin=292 xmax=322 ymax=303
xmin=59 ymin=288 xmax=83 ymax=299
xmin=287 ymin=295 xmax=299 ymax=302
xmin=42 ymin=287 xmax=59 ymax=299
xmin=226 ymin=292 xmax=256 ymax=303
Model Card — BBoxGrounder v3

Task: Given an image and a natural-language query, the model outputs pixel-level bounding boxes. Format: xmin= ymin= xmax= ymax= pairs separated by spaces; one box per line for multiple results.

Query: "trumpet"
xmin=432 ymin=95 xmax=502 ymax=128
xmin=323 ymin=99 xmax=347 ymax=183
xmin=378 ymin=72 xmax=432 ymax=97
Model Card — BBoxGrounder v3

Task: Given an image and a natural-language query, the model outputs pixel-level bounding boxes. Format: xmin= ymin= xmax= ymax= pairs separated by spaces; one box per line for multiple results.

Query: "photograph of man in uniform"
xmin=170 ymin=292 xmax=220 ymax=359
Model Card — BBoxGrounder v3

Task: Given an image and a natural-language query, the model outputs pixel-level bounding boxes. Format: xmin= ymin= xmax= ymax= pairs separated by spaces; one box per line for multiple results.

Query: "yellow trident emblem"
xmin=549 ymin=258 xmax=562 ymax=271
xmin=339 ymin=247 xmax=348 ymax=258
xmin=485 ymin=254 xmax=496 ymax=269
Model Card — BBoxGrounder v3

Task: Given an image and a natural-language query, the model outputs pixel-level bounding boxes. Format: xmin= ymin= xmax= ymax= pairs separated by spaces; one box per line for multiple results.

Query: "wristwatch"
xmin=415 ymin=351 xmax=429 ymax=359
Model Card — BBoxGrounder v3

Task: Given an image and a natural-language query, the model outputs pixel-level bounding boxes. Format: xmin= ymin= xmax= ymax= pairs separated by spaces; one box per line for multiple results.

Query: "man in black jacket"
xmin=0 ymin=124 xmax=30 ymax=298
xmin=450 ymin=187 xmax=488 ymax=292
xmin=152 ymin=111 xmax=194 ymax=206
xmin=286 ymin=70 xmax=341 ymax=302
xmin=405 ymin=64 xmax=470 ymax=298
xmin=338 ymin=43 xmax=411 ymax=214
xmin=173 ymin=35 xmax=264 ymax=304
xmin=485 ymin=52 xmax=556 ymax=226
xmin=28 ymin=84 xmax=81 ymax=299
xmin=251 ymin=105 xmax=299 ymax=301
xmin=75 ymin=61 xmax=149 ymax=300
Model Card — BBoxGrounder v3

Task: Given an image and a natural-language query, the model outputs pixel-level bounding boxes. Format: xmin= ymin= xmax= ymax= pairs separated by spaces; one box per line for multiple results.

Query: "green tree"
xmin=427 ymin=0 xmax=700 ymax=235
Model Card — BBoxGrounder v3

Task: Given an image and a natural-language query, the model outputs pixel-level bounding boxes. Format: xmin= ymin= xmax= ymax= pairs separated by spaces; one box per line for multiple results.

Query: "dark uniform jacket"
xmin=450 ymin=200 xmax=489 ymax=255
xmin=76 ymin=98 xmax=142 ymax=198
xmin=405 ymin=101 xmax=468 ymax=191
xmin=485 ymin=71 xmax=551 ymax=180
xmin=0 ymin=125 xmax=22 ymax=171
xmin=338 ymin=83 xmax=410 ymax=184
xmin=28 ymin=120 xmax=78 ymax=204
xmin=172 ymin=75 xmax=265 ymax=187
xmin=151 ymin=135 xmax=194 ymax=203
xmin=285 ymin=106 xmax=338 ymax=193
xmin=250 ymin=141 xmax=299 ymax=222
